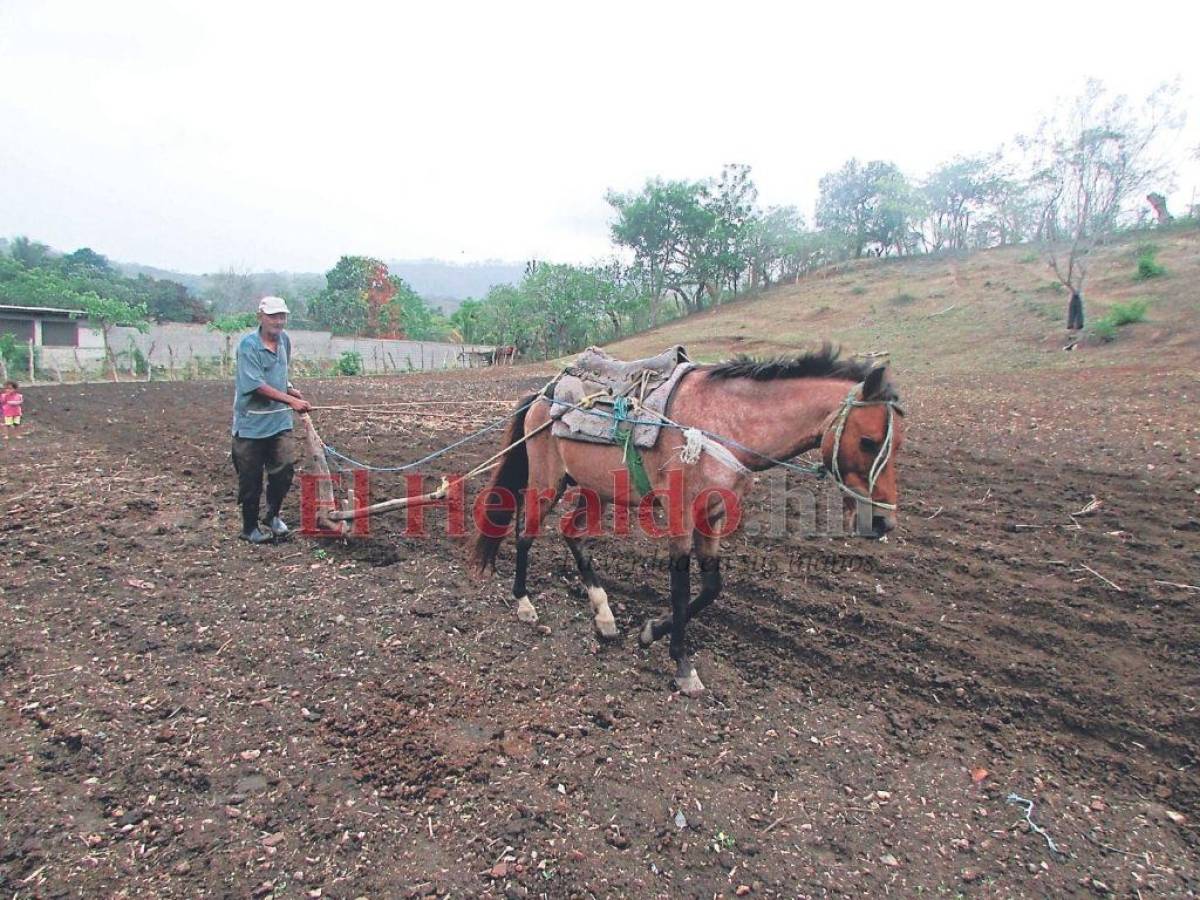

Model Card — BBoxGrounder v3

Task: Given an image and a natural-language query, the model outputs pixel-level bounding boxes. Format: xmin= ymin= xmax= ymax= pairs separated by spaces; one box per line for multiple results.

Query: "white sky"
xmin=2 ymin=0 xmax=1198 ymax=274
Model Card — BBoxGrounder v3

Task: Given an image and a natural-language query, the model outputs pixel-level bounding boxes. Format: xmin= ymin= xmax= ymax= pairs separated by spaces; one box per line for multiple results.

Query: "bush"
xmin=1018 ymin=251 xmax=1041 ymax=264
xmin=1090 ymin=319 xmax=1118 ymax=342
xmin=849 ymin=285 xmax=867 ymax=295
xmin=1135 ymin=244 xmax=1166 ymax=280
xmin=335 ymin=350 xmax=363 ymax=376
xmin=1106 ymin=299 xmax=1149 ymax=326
xmin=888 ymin=291 xmax=917 ymax=306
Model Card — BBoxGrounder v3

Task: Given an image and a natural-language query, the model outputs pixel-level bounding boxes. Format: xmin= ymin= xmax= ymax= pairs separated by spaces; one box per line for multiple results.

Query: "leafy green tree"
xmin=207 ymin=312 xmax=258 ymax=373
xmin=9 ymin=236 xmax=52 ymax=268
xmin=80 ymin=293 xmax=149 ymax=381
xmin=449 ymin=298 xmax=484 ymax=343
xmin=816 ymin=159 xmax=914 ymax=258
xmin=62 ymin=247 xmax=112 ymax=272
xmin=607 ymin=178 xmax=716 ymax=322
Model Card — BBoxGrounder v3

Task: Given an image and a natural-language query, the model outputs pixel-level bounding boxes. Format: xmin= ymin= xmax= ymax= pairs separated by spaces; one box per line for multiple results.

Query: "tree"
xmin=202 ymin=268 xmax=259 ymax=316
xmin=449 ymin=299 xmax=484 ymax=344
xmin=207 ymin=312 xmax=258 ymax=374
xmin=607 ymin=178 xmax=715 ymax=322
xmin=62 ymin=247 xmax=112 ymax=272
xmin=79 ymin=293 xmax=149 ymax=381
xmin=816 ymin=159 xmax=913 ymax=258
xmin=9 ymin=236 xmax=51 ymax=268
xmin=919 ymin=156 xmax=1007 ymax=252
xmin=1022 ymin=80 xmax=1183 ymax=315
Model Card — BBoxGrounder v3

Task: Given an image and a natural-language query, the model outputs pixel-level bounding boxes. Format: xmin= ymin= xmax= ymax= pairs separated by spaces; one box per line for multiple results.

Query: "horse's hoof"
xmin=674 ymin=670 xmax=705 ymax=697
xmin=515 ymin=596 xmax=538 ymax=624
xmin=638 ymin=620 xmax=656 ymax=648
xmin=594 ymin=615 xmax=619 ymax=640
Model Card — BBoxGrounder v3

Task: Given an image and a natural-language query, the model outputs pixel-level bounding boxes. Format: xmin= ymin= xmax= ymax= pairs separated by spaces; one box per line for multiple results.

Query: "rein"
xmin=826 ymin=383 xmax=900 ymax=511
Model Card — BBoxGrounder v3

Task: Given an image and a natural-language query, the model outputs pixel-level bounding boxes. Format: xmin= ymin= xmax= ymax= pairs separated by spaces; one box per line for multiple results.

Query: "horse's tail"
xmin=469 ymin=393 xmax=537 ymax=575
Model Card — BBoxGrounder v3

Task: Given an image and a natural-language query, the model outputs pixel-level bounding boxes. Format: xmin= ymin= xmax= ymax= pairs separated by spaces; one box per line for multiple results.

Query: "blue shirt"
xmin=231 ymin=329 xmax=293 ymax=438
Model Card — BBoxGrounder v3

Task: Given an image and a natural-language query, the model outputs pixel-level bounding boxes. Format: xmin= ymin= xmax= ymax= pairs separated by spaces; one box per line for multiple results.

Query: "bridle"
xmin=825 ymin=383 xmax=902 ymax=512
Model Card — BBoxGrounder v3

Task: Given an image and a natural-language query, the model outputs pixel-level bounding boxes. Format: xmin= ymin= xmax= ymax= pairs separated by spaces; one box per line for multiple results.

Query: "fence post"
xmin=28 ymin=339 xmax=35 ymax=383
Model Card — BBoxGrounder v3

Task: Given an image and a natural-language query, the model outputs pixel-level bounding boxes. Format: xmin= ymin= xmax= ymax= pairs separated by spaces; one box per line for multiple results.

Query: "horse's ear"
xmin=863 ymin=365 xmax=888 ymax=400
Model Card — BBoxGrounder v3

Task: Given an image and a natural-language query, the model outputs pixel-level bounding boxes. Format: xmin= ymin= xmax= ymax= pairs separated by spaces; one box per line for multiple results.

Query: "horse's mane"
xmin=705 ymin=344 xmax=901 ymax=401
xmin=707 ymin=344 xmax=854 ymax=380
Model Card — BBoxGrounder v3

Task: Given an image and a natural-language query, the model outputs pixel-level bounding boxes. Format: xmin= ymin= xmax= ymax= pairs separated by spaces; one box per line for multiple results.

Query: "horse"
xmin=469 ymin=346 xmax=905 ymax=696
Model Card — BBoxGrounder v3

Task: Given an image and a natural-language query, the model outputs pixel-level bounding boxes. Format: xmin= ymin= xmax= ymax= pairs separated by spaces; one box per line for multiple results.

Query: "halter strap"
xmin=827 ymin=383 xmax=899 ymax=512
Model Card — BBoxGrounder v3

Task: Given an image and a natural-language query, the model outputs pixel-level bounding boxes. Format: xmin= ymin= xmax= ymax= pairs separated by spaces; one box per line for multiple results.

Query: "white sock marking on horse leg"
xmin=588 ymin=585 xmax=617 ymax=637
xmin=515 ymin=595 xmax=538 ymax=624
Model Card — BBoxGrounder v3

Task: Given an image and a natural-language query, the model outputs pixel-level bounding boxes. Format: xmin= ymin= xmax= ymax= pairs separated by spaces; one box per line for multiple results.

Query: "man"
xmin=231 ymin=296 xmax=311 ymax=543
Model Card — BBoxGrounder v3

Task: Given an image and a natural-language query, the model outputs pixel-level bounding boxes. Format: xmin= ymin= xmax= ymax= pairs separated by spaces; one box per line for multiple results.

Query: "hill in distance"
xmin=602 ymin=227 xmax=1200 ymax=376
xmin=110 ymin=257 xmax=525 ymax=311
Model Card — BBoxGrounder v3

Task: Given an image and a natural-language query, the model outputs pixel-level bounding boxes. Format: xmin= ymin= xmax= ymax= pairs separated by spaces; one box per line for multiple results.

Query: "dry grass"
xmin=604 ymin=229 xmax=1200 ymax=374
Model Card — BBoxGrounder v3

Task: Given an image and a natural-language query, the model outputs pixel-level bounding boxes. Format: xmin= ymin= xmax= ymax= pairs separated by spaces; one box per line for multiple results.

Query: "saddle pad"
xmin=550 ymin=359 xmax=695 ymax=448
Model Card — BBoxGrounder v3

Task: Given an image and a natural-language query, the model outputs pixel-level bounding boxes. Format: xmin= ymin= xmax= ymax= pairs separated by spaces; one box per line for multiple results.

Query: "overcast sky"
xmin=2 ymin=1 xmax=1197 ymax=274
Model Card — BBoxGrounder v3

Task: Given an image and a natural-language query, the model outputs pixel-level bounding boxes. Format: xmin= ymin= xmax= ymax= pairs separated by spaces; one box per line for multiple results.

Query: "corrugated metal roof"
xmin=0 ymin=305 xmax=85 ymax=318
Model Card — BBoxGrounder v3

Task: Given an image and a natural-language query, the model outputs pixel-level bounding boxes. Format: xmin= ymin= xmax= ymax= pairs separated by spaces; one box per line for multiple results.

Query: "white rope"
xmin=675 ymin=426 xmax=751 ymax=475
xmin=680 ymin=428 xmax=704 ymax=464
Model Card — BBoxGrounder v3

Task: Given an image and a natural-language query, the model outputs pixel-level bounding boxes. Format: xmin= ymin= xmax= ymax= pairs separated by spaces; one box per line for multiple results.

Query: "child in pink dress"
xmin=2 ymin=381 xmax=24 ymax=434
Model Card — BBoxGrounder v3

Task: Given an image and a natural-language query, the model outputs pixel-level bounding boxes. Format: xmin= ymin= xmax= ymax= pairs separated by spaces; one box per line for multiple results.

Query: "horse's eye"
xmin=860 ymin=437 xmax=880 ymax=455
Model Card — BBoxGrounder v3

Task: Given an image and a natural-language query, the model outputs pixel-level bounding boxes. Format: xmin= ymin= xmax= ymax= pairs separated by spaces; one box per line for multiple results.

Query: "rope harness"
xmin=826 ymin=384 xmax=901 ymax=512
xmin=315 ymin=374 xmax=899 ymax=511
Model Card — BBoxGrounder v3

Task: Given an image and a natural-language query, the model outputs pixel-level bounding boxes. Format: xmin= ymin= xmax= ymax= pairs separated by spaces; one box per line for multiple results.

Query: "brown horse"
xmin=469 ymin=346 xmax=904 ymax=695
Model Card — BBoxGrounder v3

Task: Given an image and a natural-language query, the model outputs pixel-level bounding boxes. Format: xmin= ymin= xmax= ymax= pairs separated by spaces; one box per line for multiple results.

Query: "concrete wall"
xmin=104 ymin=323 xmax=489 ymax=374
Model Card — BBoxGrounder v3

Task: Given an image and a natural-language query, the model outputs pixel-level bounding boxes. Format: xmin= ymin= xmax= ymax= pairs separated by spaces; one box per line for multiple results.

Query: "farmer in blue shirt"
xmin=231 ymin=296 xmax=311 ymax=543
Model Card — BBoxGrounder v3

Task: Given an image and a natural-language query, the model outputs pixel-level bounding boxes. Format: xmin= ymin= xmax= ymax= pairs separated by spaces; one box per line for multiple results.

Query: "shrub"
xmin=1106 ymin=299 xmax=1149 ymax=326
xmin=335 ymin=350 xmax=364 ymax=376
xmin=1089 ymin=319 xmax=1118 ymax=342
xmin=888 ymin=291 xmax=917 ymax=306
xmin=849 ymin=285 xmax=867 ymax=296
xmin=1135 ymin=244 xmax=1165 ymax=280
xmin=1019 ymin=251 xmax=1041 ymax=264
xmin=1035 ymin=281 xmax=1064 ymax=294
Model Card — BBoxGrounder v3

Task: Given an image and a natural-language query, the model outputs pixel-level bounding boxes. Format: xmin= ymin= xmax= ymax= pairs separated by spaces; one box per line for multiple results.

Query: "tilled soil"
xmin=1 ymin=361 xmax=1198 ymax=898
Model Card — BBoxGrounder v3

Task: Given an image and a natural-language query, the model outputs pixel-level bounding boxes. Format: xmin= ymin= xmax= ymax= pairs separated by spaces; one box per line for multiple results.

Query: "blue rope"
xmin=319 ymin=391 xmax=825 ymax=480
xmin=544 ymin=396 xmax=825 ymax=477
xmin=322 ymin=397 xmax=535 ymax=473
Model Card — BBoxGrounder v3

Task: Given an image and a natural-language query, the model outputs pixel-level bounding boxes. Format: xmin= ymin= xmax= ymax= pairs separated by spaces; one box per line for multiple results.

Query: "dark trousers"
xmin=232 ymin=433 xmax=295 ymax=534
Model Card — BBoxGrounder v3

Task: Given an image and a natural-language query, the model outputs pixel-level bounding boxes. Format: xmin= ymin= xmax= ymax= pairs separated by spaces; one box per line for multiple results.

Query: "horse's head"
xmin=821 ymin=366 xmax=905 ymax=538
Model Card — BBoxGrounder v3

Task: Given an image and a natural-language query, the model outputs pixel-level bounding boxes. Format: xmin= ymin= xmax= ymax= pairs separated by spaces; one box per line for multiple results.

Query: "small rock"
xmin=536 ymin=625 xmax=552 ymax=635
xmin=224 ymin=806 xmax=242 ymax=818
xmin=263 ymin=832 xmax=286 ymax=847
xmin=240 ymin=749 xmax=262 ymax=761
xmin=1091 ymin=878 xmax=1111 ymax=894
xmin=735 ymin=886 xmax=752 ymax=896
xmin=875 ymin=791 xmax=892 ymax=802
xmin=880 ymin=853 xmax=899 ymax=868
xmin=606 ymin=831 xmax=629 ymax=849
xmin=1165 ymin=809 xmax=1186 ymax=825
xmin=674 ymin=810 xmax=688 ymax=830
xmin=173 ymin=861 xmax=191 ymax=875
xmin=335 ymin=614 xmax=346 ymax=625
xmin=961 ymin=868 xmax=980 ymax=883
xmin=490 ymin=861 xmax=508 ymax=879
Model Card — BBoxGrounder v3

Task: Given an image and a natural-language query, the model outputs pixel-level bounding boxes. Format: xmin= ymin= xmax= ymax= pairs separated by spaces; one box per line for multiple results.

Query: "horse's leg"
xmin=510 ymin=413 xmax=567 ymax=626
xmin=562 ymin=495 xmax=617 ymax=640
xmin=665 ymin=542 xmax=704 ymax=696
xmin=640 ymin=529 xmax=722 ymax=648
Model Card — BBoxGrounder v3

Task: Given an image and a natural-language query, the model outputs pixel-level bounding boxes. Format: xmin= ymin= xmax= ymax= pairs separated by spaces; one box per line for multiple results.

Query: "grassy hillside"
xmin=603 ymin=228 xmax=1200 ymax=374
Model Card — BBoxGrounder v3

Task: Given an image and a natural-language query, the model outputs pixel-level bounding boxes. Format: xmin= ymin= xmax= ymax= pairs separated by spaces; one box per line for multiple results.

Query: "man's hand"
xmin=289 ymin=396 xmax=312 ymax=414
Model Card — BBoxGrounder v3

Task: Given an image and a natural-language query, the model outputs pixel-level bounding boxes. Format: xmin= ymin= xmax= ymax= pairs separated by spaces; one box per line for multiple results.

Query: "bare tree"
xmin=1021 ymin=79 xmax=1185 ymax=322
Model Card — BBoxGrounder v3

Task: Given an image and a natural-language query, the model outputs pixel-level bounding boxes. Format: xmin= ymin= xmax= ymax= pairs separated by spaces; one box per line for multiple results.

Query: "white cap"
xmin=257 ymin=296 xmax=289 ymax=315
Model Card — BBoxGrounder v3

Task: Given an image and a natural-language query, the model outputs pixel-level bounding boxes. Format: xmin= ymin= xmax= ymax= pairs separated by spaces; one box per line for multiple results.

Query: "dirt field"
xmin=2 ymin=360 xmax=1198 ymax=898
